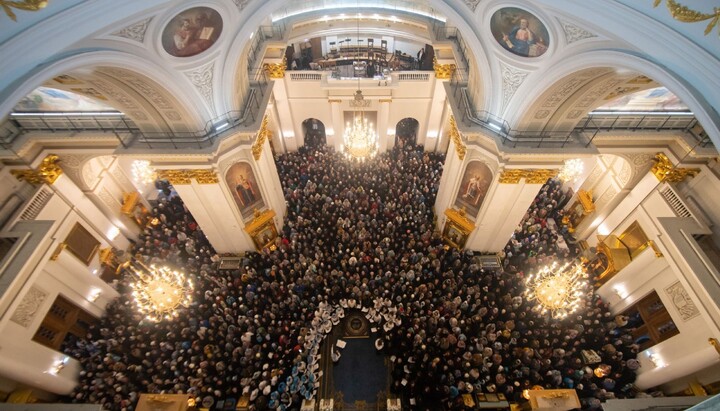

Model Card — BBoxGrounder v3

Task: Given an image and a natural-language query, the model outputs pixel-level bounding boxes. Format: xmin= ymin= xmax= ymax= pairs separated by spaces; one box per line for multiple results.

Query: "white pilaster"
xmin=377 ymin=100 xmax=391 ymax=154
xmin=329 ymin=100 xmax=344 ymax=152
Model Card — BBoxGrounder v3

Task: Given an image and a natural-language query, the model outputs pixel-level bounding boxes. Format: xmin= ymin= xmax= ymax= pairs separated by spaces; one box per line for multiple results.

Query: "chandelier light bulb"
xmin=131 ymin=160 xmax=156 ymax=185
xmin=558 ymin=158 xmax=584 ymax=183
xmin=127 ymin=262 xmax=193 ymax=322
xmin=343 ymin=109 xmax=378 ymax=162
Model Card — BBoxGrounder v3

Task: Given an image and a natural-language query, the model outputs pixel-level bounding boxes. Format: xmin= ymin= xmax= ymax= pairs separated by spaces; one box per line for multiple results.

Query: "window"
xmin=33 ymin=295 xmax=97 ymax=356
xmin=623 ymin=290 xmax=679 ymax=351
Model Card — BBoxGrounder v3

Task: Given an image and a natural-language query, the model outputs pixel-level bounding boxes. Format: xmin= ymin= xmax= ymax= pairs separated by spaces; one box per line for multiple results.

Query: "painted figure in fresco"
xmin=502 ymin=18 xmax=537 ymax=57
xmin=171 ymin=11 xmax=216 ymax=57
xmin=235 ymin=175 xmax=257 ymax=206
xmin=463 ymin=174 xmax=487 ymax=205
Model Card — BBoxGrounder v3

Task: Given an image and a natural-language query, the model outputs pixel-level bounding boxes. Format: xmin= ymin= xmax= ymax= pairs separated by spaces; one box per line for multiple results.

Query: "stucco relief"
xmin=98 ymin=187 xmax=121 ymax=212
xmin=184 ymin=61 xmax=216 ymax=114
xmin=594 ymin=185 xmax=617 ymax=211
xmin=626 ymin=153 xmax=655 ymax=186
xmin=541 ymin=77 xmax=590 ymax=108
xmin=233 ymin=0 xmax=252 ymax=11
xmin=582 ymin=164 xmax=604 ymax=192
xmin=559 ymin=20 xmax=597 ymax=44
xmin=111 ymin=17 xmax=153 ymax=43
xmin=90 ymin=79 xmax=140 ymax=110
xmin=575 ymin=79 xmax=625 ymax=108
xmin=500 ymin=62 xmax=529 ymax=112
xmin=617 ymin=159 xmax=632 ymax=188
xmin=98 ymin=68 xmax=174 ymax=110
xmin=166 ymin=111 xmax=182 ymax=121
xmin=10 ymin=286 xmax=48 ymax=328
xmin=665 ymin=281 xmax=700 ymax=321
xmin=60 ymin=154 xmax=94 ymax=190
xmin=463 ymin=0 xmax=481 ymax=12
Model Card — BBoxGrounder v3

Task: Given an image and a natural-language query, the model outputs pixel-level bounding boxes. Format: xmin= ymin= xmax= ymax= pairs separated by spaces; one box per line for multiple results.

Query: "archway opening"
xmin=302 ymin=118 xmax=327 ymax=148
xmin=394 ymin=117 xmax=419 ymax=148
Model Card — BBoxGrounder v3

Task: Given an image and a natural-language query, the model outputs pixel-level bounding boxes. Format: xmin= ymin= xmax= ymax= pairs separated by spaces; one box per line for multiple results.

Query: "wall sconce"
xmin=613 ymin=284 xmax=628 ymax=299
xmin=88 ymin=289 xmax=102 ymax=302
xmin=648 ymin=352 xmax=666 ymax=368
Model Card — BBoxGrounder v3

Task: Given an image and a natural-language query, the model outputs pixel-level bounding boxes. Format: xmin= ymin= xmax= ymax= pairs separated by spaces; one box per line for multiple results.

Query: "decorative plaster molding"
xmin=10 ymin=287 xmax=47 ymax=328
xmin=184 ymin=62 xmax=215 ymax=114
xmin=462 ymin=0 xmax=481 ymax=12
xmin=664 ymin=281 xmax=700 ymax=321
xmin=559 ymin=19 xmax=597 ymax=44
xmin=499 ymin=169 xmax=558 ymax=184
xmin=232 ymin=0 xmax=252 ymax=11
xmin=155 ymin=169 xmax=219 ymax=185
xmin=500 ymin=62 xmax=528 ymax=112
xmin=111 ymin=17 xmax=153 ymax=43
xmin=651 ymin=152 xmax=700 ymax=182
xmin=654 ymin=0 xmax=720 ymax=36
xmin=448 ymin=116 xmax=466 ymax=161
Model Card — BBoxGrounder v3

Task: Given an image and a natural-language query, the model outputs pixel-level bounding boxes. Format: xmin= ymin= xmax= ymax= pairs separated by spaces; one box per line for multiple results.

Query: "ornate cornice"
xmin=448 ymin=116 xmax=466 ymax=161
xmin=651 ymin=152 xmax=700 ymax=182
xmin=155 ymin=169 xmax=218 ymax=185
xmin=433 ymin=57 xmax=456 ymax=80
xmin=252 ymin=115 xmax=272 ymax=161
xmin=499 ymin=168 xmax=558 ymax=184
xmin=11 ymin=154 xmax=63 ymax=185
xmin=263 ymin=58 xmax=287 ymax=79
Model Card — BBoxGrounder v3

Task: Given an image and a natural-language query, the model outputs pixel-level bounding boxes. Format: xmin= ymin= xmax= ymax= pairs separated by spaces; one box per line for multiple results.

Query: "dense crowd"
xmin=66 ymin=135 xmax=640 ymax=410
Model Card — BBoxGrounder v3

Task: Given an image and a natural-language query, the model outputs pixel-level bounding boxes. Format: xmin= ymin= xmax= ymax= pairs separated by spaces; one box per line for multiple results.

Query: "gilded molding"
xmin=155 ymin=169 xmax=218 ymax=185
xmin=252 ymin=115 xmax=272 ymax=161
xmin=444 ymin=208 xmax=475 ymax=234
xmin=11 ymin=154 xmax=63 ymax=185
xmin=448 ymin=116 xmax=466 ymax=161
xmin=1 ymin=0 xmax=48 ymax=22
xmin=433 ymin=57 xmax=456 ymax=80
xmin=191 ymin=169 xmax=219 ymax=184
xmin=263 ymin=58 xmax=287 ymax=79
xmin=654 ymin=0 xmax=720 ymax=36
xmin=499 ymin=168 xmax=558 ymax=184
xmin=651 ymin=152 xmax=700 ymax=182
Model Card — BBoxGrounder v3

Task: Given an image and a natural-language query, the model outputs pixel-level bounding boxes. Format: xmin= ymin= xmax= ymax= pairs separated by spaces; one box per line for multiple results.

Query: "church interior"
xmin=1 ymin=1 xmax=720 ymax=410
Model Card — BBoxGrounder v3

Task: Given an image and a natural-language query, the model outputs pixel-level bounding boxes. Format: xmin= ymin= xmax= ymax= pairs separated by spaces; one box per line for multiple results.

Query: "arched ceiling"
xmin=0 ymin=0 xmax=718 ymax=148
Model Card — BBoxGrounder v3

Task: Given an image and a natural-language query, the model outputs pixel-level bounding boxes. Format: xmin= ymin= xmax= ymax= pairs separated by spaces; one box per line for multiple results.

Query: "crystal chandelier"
xmin=125 ymin=261 xmax=193 ymax=322
xmin=558 ymin=158 xmax=584 ymax=183
xmin=342 ymin=90 xmax=378 ymax=161
xmin=131 ymin=160 xmax=155 ymax=185
xmin=524 ymin=261 xmax=588 ymax=319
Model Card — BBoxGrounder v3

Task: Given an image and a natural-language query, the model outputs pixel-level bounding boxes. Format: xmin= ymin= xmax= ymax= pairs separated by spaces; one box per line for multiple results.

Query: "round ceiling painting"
xmin=491 ymin=8 xmax=549 ymax=58
xmin=162 ymin=7 xmax=223 ymax=58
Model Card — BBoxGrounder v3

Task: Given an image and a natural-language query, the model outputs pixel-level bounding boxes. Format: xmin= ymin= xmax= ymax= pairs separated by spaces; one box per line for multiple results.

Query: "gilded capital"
xmin=433 ymin=57 xmax=456 ymax=80
xmin=448 ymin=116 xmax=466 ymax=161
xmin=499 ymin=168 xmax=558 ymax=184
xmin=155 ymin=169 xmax=219 ymax=185
xmin=191 ymin=169 xmax=219 ymax=184
xmin=10 ymin=154 xmax=63 ymax=185
xmin=263 ymin=57 xmax=287 ymax=79
xmin=651 ymin=152 xmax=700 ymax=183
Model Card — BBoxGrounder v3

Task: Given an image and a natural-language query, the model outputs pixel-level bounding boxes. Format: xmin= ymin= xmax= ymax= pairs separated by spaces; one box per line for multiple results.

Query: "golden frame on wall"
xmin=243 ymin=209 xmax=278 ymax=251
xmin=64 ymin=223 xmax=100 ymax=266
xmin=443 ymin=208 xmax=475 ymax=249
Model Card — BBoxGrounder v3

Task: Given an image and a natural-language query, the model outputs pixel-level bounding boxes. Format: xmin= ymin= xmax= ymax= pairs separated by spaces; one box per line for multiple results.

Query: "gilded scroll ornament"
xmin=499 ymin=168 xmax=558 ymax=184
xmin=1 ymin=0 xmax=48 ymax=22
xmin=252 ymin=115 xmax=272 ymax=161
xmin=651 ymin=152 xmax=700 ymax=182
xmin=10 ymin=154 xmax=62 ymax=185
xmin=448 ymin=116 xmax=466 ymax=161
xmin=155 ymin=169 xmax=218 ymax=185
xmin=654 ymin=0 xmax=720 ymax=36
xmin=433 ymin=57 xmax=457 ymax=80
xmin=262 ymin=57 xmax=287 ymax=79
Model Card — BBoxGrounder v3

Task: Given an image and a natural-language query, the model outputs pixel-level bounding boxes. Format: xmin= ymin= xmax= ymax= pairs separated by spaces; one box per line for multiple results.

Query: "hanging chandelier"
xmin=125 ymin=261 xmax=193 ymax=322
xmin=558 ymin=158 xmax=584 ymax=183
xmin=342 ymin=90 xmax=378 ymax=161
xmin=524 ymin=261 xmax=588 ymax=319
xmin=131 ymin=160 xmax=155 ymax=185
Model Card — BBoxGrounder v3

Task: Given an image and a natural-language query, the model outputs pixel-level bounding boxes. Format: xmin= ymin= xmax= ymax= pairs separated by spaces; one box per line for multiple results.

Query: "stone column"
xmin=377 ymin=99 xmax=391 ymax=154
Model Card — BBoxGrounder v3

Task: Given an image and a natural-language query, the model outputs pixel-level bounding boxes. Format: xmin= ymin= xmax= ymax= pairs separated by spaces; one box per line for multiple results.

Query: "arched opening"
xmin=302 ymin=118 xmax=327 ymax=148
xmin=394 ymin=117 xmax=419 ymax=148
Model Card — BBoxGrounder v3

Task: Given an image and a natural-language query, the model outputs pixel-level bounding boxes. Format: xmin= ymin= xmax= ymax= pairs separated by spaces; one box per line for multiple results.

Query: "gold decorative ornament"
xmin=263 ymin=57 xmax=287 ymax=79
xmin=155 ymin=169 xmax=192 ymax=185
xmin=433 ymin=57 xmax=457 ymax=80
xmin=448 ymin=116 xmax=466 ymax=161
xmin=244 ymin=209 xmax=278 ymax=251
xmin=10 ymin=154 xmax=62 ymax=185
xmin=654 ymin=0 xmax=720 ymax=36
xmin=155 ymin=169 xmax=218 ymax=185
xmin=191 ymin=169 xmax=219 ymax=184
xmin=577 ymin=189 xmax=595 ymax=213
xmin=710 ymin=338 xmax=720 ymax=357
xmin=499 ymin=168 xmax=558 ymax=184
xmin=1 ymin=0 xmax=48 ymax=22
xmin=651 ymin=152 xmax=700 ymax=182
xmin=252 ymin=115 xmax=272 ymax=161
xmin=443 ymin=208 xmax=475 ymax=249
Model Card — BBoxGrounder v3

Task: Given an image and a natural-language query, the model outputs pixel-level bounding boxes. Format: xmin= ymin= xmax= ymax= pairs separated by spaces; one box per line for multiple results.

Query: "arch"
xmin=0 ymin=51 xmax=211 ymax=131
xmin=302 ymin=118 xmax=327 ymax=148
xmin=394 ymin=117 xmax=420 ymax=148
xmin=502 ymin=50 xmax=720 ymax=145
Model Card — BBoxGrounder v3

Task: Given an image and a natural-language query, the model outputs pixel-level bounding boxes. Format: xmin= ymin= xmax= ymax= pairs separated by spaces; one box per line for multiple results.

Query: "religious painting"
xmin=225 ymin=162 xmax=265 ymax=221
xmin=13 ymin=87 xmax=116 ymax=112
xmin=491 ymin=7 xmax=549 ymax=58
xmin=161 ymin=7 xmax=223 ymax=58
xmin=454 ymin=161 xmax=493 ymax=219
xmin=63 ymin=223 xmax=101 ymax=266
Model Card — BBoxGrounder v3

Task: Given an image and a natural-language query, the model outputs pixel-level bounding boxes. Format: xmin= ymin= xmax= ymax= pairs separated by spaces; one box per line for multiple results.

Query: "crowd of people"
xmin=66 ymin=134 xmax=641 ymax=410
